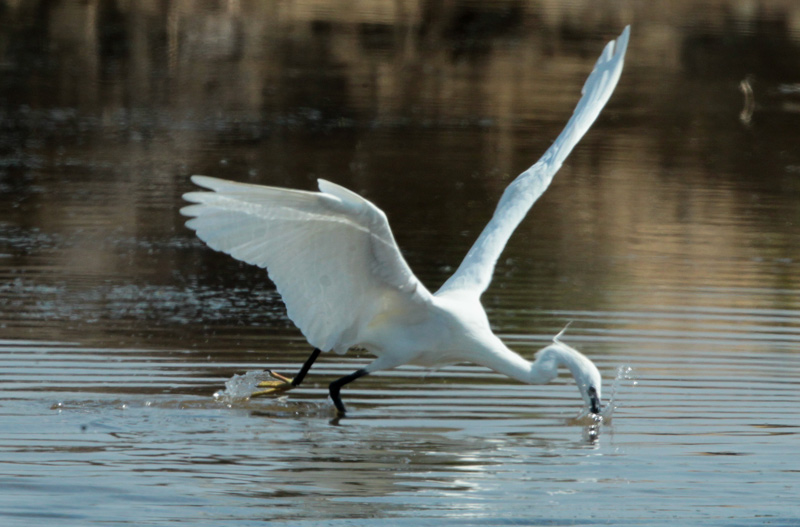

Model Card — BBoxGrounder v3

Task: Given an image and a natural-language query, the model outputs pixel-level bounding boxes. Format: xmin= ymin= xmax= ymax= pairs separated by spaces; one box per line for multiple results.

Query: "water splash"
xmin=573 ymin=366 xmax=636 ymax=443
xmin=600 ymin=365 xmax=637 ymax=419
xmin=582 ymin=412 xmax=604 ymax=444
xmin=213 ymin=370 xmax=274 ymax=405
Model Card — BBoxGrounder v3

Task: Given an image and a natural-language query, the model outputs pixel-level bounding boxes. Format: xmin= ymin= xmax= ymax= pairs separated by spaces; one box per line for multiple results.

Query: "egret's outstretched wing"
xmin=182 ymin=176 xmax=432 ymax=353
xmin=438 ymin=26 xmax=630 ymax=297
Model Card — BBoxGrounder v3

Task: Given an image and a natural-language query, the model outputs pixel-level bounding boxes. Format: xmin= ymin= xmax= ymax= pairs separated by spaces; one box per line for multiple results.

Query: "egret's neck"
xmin=476 ymin=337 xmax=594 ymax=386
xmin=468 ymin=332 xmax=602 ymax=413
xmin=473 ymin=338 xmax=535 ymax=384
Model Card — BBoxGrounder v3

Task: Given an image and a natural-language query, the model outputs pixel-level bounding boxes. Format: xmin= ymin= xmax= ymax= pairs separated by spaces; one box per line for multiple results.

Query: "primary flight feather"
xmin=182 ymin=26 xmax=630 ymax=415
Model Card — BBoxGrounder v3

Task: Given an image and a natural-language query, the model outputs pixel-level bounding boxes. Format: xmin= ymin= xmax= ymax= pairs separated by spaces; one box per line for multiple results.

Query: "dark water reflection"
xmin=2 ymin=1 xmax=800 ymax=525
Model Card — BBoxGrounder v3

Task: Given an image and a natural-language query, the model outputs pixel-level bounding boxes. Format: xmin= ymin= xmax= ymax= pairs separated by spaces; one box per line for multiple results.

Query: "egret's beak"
xmin=588 ymin=386 xmax=601 ymax=414
xmin=590 ymin=395 xmax=601 ymax=414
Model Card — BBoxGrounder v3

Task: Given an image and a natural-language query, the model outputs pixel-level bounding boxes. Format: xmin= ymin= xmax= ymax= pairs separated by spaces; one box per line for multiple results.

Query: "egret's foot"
xmin=250 ymin=370 xmax=295 ymax=398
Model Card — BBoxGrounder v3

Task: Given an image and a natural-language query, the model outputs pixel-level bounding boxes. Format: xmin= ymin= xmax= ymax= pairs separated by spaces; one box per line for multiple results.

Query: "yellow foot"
xmin=250 ymin=370 xmax=295 ymax=398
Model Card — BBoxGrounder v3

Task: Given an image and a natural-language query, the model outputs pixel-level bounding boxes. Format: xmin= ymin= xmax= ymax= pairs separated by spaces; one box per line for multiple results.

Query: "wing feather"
xmin=438 ymin=26 xmax=630 ymax=297
xmin=182 ymin=176 xmax=432 ymax=353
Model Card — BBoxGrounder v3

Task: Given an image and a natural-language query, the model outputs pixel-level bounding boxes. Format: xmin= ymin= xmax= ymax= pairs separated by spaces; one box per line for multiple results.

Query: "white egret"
xmin=182 ymin=26 xmax=630 ymax=415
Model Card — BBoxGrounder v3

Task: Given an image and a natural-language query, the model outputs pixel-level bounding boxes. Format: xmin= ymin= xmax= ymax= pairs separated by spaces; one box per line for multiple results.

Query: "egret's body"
xmin=182 ymin=27 xmax=630 ymax=415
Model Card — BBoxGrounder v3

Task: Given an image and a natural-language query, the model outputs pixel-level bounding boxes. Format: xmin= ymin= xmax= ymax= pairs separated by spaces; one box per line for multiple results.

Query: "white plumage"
xmin=183 ymin=177 xmax=431 ymax=354
xmin=182 ymin=26 xmax=630 ymax=415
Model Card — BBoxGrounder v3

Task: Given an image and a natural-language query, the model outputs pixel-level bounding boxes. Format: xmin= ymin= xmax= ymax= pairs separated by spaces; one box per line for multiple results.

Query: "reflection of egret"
xmin=182 ymin=27 xmax=630 ymax=416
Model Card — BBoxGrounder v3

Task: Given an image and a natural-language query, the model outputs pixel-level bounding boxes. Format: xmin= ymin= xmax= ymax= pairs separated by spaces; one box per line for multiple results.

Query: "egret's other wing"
xmin=438 ymin=26 xmax=630 ymax=297
xmin=182 ymin=176 xmax=432 ymax=353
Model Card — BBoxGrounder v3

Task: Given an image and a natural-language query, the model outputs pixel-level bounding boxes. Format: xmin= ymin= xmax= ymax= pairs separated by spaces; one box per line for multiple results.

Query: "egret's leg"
xmin=251 ymin=348 xmax=322 ymax=397
xmin=291 ymin=347 xmax=322 ymax=386
xmin=329 ymin=368 xmax=369 ymax=414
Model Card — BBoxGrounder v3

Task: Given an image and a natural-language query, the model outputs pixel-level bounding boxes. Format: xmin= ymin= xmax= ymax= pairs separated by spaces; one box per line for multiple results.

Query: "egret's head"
xmin=532 ymin=328 xmax=602 ymax=414
xmin=571 ymin=349 xmax=603 ymax=414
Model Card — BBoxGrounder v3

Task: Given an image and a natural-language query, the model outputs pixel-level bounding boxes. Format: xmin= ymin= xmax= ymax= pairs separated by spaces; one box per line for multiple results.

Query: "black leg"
xmin=329 ymin=368 xmax=369 ymax=414
xmin=254 ymin=348 xmax=323 ymax=398
xmin=291 ymin=348 xmax=322 ymax=387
